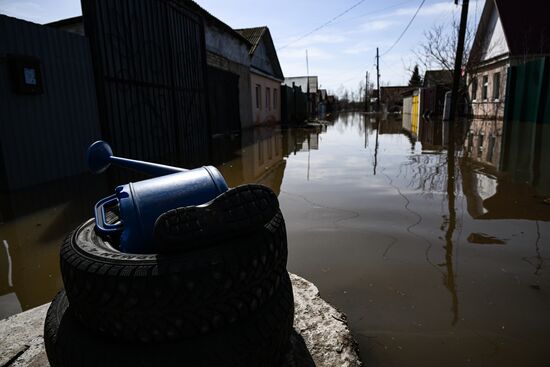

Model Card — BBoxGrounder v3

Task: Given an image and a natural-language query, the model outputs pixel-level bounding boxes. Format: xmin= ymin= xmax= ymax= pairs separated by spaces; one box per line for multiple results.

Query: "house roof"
xmin=495 ymin=0 xmax=550 ymax=56
xmin=46 ymin=2 xmax=253 ymax=48
xmin=471 ymin=0 xmax=550 ymax=65
xmin=236 ymin=27 xmax=268 ymax=55
xmin=185 ymin=1 xmax=252 ymax=47
xmin=237 ymin=26 xmax=284 ymax=80
xmin=44 ymin=15 xmax=82 ymax=27
xmin=423 ymin=70 xmax=453 ymax=87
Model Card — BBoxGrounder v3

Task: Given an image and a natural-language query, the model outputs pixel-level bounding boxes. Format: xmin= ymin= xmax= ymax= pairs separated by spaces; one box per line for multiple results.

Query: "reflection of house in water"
xmin=501 ymin=117 xmax=550 ymax=197
xmin=216 ymin=125 xmax=323 ymax=195
xmin=418 ymin=118 xmax=443 ymax=149
xmin=463 ymin=118 xmax=503 ymax=169
xmin=378 ymin=117 xmax=403 ymax=135
xmin=283 ymin=126 xmax=323 ymax=154
xmin=217 ymin=128 xmax=286 ymax=195
xmin=461 ymin=160 xmax=550 ymax=221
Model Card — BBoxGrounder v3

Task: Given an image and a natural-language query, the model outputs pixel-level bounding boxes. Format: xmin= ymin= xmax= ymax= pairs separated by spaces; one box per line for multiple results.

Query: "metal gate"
xmin=207 ymin=66 xmax=240 ymax=135
xmin=82 ymin=0 xmax=210 ymax=168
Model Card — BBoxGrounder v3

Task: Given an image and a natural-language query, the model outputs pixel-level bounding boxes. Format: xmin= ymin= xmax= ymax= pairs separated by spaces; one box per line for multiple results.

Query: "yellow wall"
xmin=411 ymin=94 xmax=419 ymax=136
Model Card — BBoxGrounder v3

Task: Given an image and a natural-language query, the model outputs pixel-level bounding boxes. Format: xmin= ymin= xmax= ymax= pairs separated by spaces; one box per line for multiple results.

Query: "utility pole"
xmin=306 ymin=49 xmax=310 ymax=120
xmin=443 ymin=3 xmax=468 ymax=320
xmin=376 ymin=47 xmax=381 ymax=113
xmin=448 ymin=0 xmax=469 ymax=149
xmin=365 ymin=71 xmax=369 ymax=112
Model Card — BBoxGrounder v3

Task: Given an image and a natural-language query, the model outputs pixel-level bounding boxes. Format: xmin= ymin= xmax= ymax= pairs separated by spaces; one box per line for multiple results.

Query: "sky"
xmin=0 ymin=0 xmax=485 ymax=96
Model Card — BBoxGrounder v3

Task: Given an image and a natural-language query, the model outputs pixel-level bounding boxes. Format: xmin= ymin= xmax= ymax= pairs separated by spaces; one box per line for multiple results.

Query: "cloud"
xmin=280 ymin=33 xmax=346 ymax=49
xmin=361 ymin=20 xmax=397 ymax=31
xmin=279 ymin=47 xmax=334 ymax=61
xmin=392 ymin=2 xmax=456 ymax=17
xmin=0 ymin=1 xmax=44 ymax=23
xmin=343 ymin=42 xmax=374 ymax=55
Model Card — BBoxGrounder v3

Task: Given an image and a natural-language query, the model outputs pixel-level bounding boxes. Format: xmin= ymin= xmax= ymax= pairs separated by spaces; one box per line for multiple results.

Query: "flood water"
xmin=1 ymin=112 xmax=549 ymax=366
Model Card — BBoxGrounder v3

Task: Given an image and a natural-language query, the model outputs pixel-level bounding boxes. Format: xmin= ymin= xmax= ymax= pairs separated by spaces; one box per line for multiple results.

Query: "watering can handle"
xmin=87 ymin=141 xmax=187 ymax=176
xmin=94 ymin=194 xmax=124 ymax=234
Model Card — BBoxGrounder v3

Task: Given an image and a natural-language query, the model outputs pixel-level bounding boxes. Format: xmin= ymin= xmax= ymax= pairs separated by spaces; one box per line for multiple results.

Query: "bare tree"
xmin=415 ymin=17 xmax=475 ymax=74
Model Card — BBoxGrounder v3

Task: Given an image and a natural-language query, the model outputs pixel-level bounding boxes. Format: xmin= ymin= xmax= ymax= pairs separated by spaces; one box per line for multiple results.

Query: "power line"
xmin=329 ymin=0 xmax=417 ymax=26
xmin=278 ymin=0 xmax=367 ymax=50
xmin=279 ymin=0 xmax=421 ymax=51
xmin=380 ymin=0 xmax=426 ymax=57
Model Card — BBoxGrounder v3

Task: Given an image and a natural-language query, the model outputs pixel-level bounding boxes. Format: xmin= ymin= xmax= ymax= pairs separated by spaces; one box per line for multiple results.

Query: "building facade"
xmin=468 ymin=0 xmax=550 ymax=120
xmin=238 ymin=27 xmax=284 ymax=126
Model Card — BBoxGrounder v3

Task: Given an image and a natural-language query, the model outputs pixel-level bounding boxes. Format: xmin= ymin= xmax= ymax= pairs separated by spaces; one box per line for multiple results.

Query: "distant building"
xmin=237 ymin=27 xmax=284 ymax=126
xmin=423 ymin=70 xmax=453 ymax=88
xmin=421 ymin=70 xmax=453 ymax=118
xmin=378 ymin=86 xmax=415 ymax=113
xmin=283 ymin=76 xmax=318 ymax=94
xmin=283 ymin=76 xmax=319 ymax=117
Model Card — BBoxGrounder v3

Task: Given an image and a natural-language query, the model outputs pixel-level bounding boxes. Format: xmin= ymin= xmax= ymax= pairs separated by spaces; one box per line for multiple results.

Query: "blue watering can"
xmin=88 ymin=141 xmax=228 ymax=254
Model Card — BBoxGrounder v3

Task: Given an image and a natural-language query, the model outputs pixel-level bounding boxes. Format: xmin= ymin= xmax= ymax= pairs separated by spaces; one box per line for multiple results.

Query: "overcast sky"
xmin=0 ymin=0 xmax=485 ymax=95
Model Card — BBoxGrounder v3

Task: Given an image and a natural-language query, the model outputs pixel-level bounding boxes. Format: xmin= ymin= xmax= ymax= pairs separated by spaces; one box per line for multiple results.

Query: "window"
xmin=471 ymin=77 xmax=478 ymax=101
xmin=266 ymin=87 xmax=271 ymax=111
xmin=493 ymin=72 xmax=501 ymax=100
xmin=482 ymin=75 xmax=488 ymax=100
xmin=478 ymin=132 xmax=484 ymax=158
xmin=487 ymin=135 xmax=496 ymax=162
xmin=273 ymin=89 xmax=278 ymax=109
xmin=255 ymin=84 xmax=261 ymax=109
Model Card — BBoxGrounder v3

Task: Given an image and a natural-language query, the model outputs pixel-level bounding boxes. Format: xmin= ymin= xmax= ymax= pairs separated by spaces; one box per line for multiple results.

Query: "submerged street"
xmin=1 ymin=112 xmax=549 ymax=366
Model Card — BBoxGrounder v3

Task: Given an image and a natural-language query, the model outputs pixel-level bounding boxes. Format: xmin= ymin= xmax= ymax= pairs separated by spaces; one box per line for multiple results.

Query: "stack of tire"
xmin=44 ymin=184 xmax=294 ymax=367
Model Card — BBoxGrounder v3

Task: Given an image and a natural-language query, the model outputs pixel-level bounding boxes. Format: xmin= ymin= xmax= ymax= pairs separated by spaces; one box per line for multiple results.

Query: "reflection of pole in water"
xmin=374 ymin=119 xmax=380 ymax=175
xmin=444 ymin=144 xmax=459 ymax=326
xmin=364 ymin=116 xmax=367 ymax=149
xmin=307 ymin=134 xmax=311 ymax=181
xmin=523 ymin=221 xmax=544 ymax=276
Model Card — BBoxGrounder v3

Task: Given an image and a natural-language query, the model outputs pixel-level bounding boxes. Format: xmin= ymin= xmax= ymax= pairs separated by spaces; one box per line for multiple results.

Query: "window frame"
xmin=255 ymin=84 xmax=261 ymax=110
xmin=493 ymin=72 xmax=501 ymax=101
xmin=482 ymin=75 xmax=489 ymax=101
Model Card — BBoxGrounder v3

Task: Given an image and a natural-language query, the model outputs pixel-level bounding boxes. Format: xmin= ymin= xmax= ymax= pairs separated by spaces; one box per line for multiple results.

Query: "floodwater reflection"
xmin=0 ymin=112 xmax=549 ymax=366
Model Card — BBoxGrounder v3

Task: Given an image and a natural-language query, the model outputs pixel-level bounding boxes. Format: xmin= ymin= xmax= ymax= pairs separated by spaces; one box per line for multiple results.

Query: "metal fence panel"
xmin=82 ymin=0 xmax=210 ymax=168
xmin=0 ymin=15 xmax=101 ymax=191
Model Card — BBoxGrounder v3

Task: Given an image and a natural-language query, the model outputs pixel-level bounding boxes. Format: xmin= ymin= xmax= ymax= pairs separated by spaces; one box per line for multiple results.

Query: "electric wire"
xmin=279 ymin=0 xmax=419 ymax=51
xmin=380 ymin=0 xmax=426 ymax=57
xmin=278 ymin=0 xmax=367 ymax=50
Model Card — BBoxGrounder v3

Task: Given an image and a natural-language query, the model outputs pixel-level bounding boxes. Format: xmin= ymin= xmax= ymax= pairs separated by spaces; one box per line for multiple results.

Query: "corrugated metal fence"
xmin=281 ymin=85 xmax=307 ymax=124
xmin=82 ymin=0 xmax=210 ymax=168
xmin=502 ymin=56 xmax=550 ymax=195
xmin=0 ymin=15 xmax=101 ymax=191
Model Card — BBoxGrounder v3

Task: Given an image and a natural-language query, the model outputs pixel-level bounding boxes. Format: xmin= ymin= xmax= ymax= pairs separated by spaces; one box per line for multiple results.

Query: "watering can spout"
xmin=87 ymin=141 xmax=187 ymax=176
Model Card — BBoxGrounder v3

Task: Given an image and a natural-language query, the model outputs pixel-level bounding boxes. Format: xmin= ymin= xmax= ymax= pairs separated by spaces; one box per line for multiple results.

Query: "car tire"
xmin=45 ymin=274 xmax=294 ymax=367
xmin=60 ymin=186 xmax=288 ymax=343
